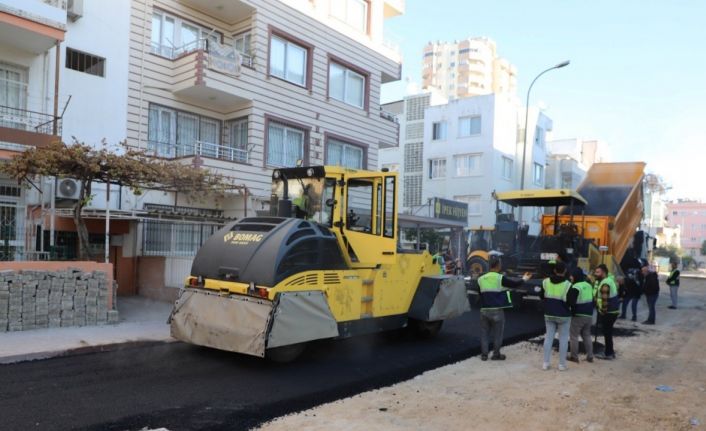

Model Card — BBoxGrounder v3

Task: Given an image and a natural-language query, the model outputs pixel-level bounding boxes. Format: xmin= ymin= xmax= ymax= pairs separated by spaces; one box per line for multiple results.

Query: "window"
xmin=429 ymin=158 xmax=446 ymax=179
xmin=502 ymin=156 xmax=513 ymax=180
xmin=270 ymin=34 xmax=307 ymax=86
xmin=454 ymin=195 xmax=481 ymax=216
xmin=234 ymin=31 xmax=252 ymax=65
xmin=534 ymin=126 xmax=545 ymax=149
xmin=454 ymin=154 xmax=481 ymax=177
xmin=143 ymin=221 xmax=221 ymax=256
xmin=533 ymin=162 xmax=544 ymax=186
xmin=151 ymin=11 xmax=220 ymax=58
xmin=267 ymin=121 xmax=305 ymax=167
xmin=384 ymin=176 xmax=395 ymax=237
xmin=458 ymin=116 xmax=481 ymax=137
xmin=225 ymin=118 xmax=248 ymax=163
xmin=347 ymin=179 xmax=373 ymax=233
xmin=0 ymin=62 xmax=27 ymax=130
xmin=329 ymin=62 xmax=366 ymax=108
xmin=147 ymin=104 xmax=221 ymax=159
xmin=432 ymin=121 xmax=447 ymax=140
xmin=326 ymin=138 xmax=364 ymax=169
xmin=330 ymin=0 xmax=368 ymax=33
xmin=65 ymin=48 xmax=105 ymax=77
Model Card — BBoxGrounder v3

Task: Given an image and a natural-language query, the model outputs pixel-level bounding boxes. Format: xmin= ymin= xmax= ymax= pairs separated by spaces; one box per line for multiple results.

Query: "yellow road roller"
xmin=169 ymin=166 xmax=469 ymax=361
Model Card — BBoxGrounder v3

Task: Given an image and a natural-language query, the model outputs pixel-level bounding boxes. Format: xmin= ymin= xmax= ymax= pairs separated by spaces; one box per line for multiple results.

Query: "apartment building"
xmin=1 ymin=0 xmax=405 ymax=299
xmin=0 ymin=0 xmax=68 ymax=261
xmin=421 ymin=37 xmax=517 ymax=100
xmin=378 ymin=90 xmax=446 ymax=212
xmin=666 ymin=201 xmax=706 ymax=264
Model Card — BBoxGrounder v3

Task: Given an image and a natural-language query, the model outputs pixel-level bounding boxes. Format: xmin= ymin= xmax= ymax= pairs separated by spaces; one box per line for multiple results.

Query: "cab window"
xmin=346 ymin=179 xmax=373 ymax=233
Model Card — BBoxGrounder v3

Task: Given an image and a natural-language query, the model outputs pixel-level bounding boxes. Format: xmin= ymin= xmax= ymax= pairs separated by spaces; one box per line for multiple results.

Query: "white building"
xmin=420 ymin=94 xmax=551 ymax=233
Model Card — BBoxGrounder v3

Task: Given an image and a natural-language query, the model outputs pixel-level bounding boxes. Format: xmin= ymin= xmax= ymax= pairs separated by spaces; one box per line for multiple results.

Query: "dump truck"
xmin=543 ymin=161 xmax=647 ymax=276
xmin=169 ymin=166 xmax=469 ymax=362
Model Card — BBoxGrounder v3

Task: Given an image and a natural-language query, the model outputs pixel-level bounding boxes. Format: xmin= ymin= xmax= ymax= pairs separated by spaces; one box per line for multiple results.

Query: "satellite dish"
xmin=58 ymin=179 xmax=78 ymax=198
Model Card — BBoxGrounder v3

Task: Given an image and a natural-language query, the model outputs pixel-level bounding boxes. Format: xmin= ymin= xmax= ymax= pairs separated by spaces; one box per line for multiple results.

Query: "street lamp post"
xmin=518 ymin=60 xmax=570 ymax=225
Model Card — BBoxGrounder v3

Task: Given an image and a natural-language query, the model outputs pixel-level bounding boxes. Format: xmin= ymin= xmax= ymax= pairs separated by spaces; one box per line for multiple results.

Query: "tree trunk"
xmin=74 ymin=180 xmax=92 ymax=260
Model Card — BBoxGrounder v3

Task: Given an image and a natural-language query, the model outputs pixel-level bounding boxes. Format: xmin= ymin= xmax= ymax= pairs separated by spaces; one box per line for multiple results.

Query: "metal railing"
xmin=148 ymin=140 xmax=249 ymax=163
xmin=42 ymin=0 xmax=67 ymax=10
xmin=380 ymin=109 xmax=399 ymax=124
xmin=0 ymin=105 xmax=62 ymax=135
xmin=151 ymin=38 xmax=254 ymax=67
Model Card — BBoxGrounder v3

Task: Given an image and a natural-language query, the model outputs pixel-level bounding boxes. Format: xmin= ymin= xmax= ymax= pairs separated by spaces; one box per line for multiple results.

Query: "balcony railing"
xmin=151 ymin=38 xmax=253 ymax=68
xmin=0 ymin=105 xmax=61 ymax=135
xmin=380 ymin=109 xmax=399 ymax=124
xmin=148 ymin=140 xmax=249 ymax=164
xmin=42 ymin=0 xmax=68 ymax=10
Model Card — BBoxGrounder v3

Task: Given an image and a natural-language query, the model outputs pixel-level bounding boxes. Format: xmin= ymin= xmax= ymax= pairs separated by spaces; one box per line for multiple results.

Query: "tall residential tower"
xmin=421 ymin=37 xmax=517 ymax=100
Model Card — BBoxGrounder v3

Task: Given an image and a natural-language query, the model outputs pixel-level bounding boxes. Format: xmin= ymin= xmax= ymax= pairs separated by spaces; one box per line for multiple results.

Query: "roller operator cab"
xmin=169 ymin=166 xmax=469 ymax=362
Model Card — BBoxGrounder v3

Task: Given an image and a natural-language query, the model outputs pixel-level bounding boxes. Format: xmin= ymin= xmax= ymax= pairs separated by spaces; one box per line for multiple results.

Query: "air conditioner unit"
xmin=56 ymin=178 xmax=80 ymax=200
xmin=67 ymin=0 xmax=84 ymax=21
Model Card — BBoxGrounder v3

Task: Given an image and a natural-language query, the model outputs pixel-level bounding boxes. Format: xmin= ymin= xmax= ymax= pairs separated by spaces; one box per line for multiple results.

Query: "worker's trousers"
xmin=669 ymin=285 xmax=679 ymax=308
xmin=569 ymin=315 xmax=593 ymax=360
xmin=479 ymin=309 xmax=505 ymax=356
xmin=543 ymin=317 xmax=570 ymax=367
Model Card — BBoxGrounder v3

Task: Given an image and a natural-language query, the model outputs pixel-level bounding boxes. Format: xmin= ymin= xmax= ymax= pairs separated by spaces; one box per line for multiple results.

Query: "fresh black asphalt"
xmin=0 ymin=302 xmax=545 ymax=431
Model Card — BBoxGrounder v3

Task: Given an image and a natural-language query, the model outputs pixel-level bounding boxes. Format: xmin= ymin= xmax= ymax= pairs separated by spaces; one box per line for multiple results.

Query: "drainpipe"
xmin=53 ymin=42 xmax=60 ymax=136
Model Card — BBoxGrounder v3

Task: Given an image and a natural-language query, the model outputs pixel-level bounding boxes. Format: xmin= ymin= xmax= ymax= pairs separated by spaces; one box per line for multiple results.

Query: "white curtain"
xmin=177 ymin=112 xmax=198 ymax=157
xmin=270 ymin=36 xmax=286 ymax=79
xmin=199 ymin=118 xmax=219 ymax=157
xmin=0 ymin=64 xmax=27 ymax=130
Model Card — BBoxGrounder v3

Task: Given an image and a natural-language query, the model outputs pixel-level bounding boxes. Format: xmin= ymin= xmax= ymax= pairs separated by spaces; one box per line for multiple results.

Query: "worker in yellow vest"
xmin=540 ymin=261 xmax=573 ymax=371
xmin=477 ymin=256 xmax=530 ymax=361
xmin=568 ymin=268 xmax=595 ymax=363
xmin=666 ymin=261 xmax=681 ymax=309
xmin=594 ymin=264 xmax=620 ymax=360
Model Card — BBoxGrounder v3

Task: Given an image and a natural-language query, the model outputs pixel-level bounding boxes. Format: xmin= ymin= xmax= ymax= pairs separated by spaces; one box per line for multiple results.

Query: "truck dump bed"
xmin=555 ymin=162 xmax=646 ymax=271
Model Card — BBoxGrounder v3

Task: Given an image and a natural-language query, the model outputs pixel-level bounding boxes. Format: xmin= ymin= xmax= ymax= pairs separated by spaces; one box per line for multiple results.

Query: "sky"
xmin=380 ymin=0 xmax=706 ymax=201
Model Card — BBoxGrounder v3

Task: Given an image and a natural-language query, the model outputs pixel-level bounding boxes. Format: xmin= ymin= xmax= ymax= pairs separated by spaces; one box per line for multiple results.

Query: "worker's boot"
xmin=567 ymin=355 xmax=580 ymax=364
xmin=490 ymin=353 xmax=506 ymax=361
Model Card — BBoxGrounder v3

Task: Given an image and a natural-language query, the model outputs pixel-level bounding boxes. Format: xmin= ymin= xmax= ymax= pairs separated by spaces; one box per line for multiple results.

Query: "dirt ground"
xmin=257 ymin=278 xmax=706 ymax=431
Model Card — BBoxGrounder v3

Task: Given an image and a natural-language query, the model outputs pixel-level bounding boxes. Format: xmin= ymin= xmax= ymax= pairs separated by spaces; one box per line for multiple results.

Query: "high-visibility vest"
xmin=478 ymin=272 xmax=512 ymax=310
xmin=572 ymin=281 xmax=595 ymax=317
xmin=667 ymin=270 xmax=679 ymax=286
xmin=595 ymin=277 xmax=620 ymax=314
xmin=542 ymin=278 xmax=571 ymax=319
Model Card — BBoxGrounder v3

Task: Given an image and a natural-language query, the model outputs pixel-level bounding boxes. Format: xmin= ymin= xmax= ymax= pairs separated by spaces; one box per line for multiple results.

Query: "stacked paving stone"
xmin=0 ymin=269 xmax=118 ymax=332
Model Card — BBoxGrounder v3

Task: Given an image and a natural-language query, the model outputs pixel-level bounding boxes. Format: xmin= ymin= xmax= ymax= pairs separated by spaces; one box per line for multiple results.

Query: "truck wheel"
xmin=467 ymin=256 xmax=489 ymax=279
xmin=409 ymin=319 xmax=443 ymax=338
xmin=266 ymin=343 xmax=306 ymax=363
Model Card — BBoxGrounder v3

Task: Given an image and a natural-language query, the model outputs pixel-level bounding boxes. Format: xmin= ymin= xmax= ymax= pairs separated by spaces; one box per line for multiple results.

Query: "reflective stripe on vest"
xmin=542 ymin=278 xmax=571 ymax=318
xmin=572 ymin=281 xmax=595 ymax=316
xmin=596 ymin=277 xmax=620 ymax=314
xmin=478 ymin=272 xmax=512 ymax=310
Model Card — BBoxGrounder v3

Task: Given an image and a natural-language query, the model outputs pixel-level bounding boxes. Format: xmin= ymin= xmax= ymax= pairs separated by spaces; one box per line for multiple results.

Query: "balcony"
xmin=0 ymin=0 xmax=66 ymax=53
xmin=159 ymin=39 xmax=253 ymax=111
xmin=383 ymin=0 xmax=405 ymax=18
xmin=148 ymin=140 xmax=249 ymax=165
xmin=0 ymin=105 xmax=61 ymax=148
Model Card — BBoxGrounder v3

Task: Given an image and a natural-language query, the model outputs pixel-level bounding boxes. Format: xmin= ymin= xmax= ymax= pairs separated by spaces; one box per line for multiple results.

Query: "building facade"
xmin=421 ymin=37 xmax=517 ymax=100
xmin=666 ymin=201 xmax=706 ymax=264
xmin=0 ymin=0 xmax=68 ymax=260
xmin=1 ymin=0 xmax=405 ymax=299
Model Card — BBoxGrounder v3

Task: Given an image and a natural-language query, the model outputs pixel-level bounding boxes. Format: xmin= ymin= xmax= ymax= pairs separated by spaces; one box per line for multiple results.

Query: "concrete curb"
xmin=0 ymin=338 xmax=177 ymax=365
